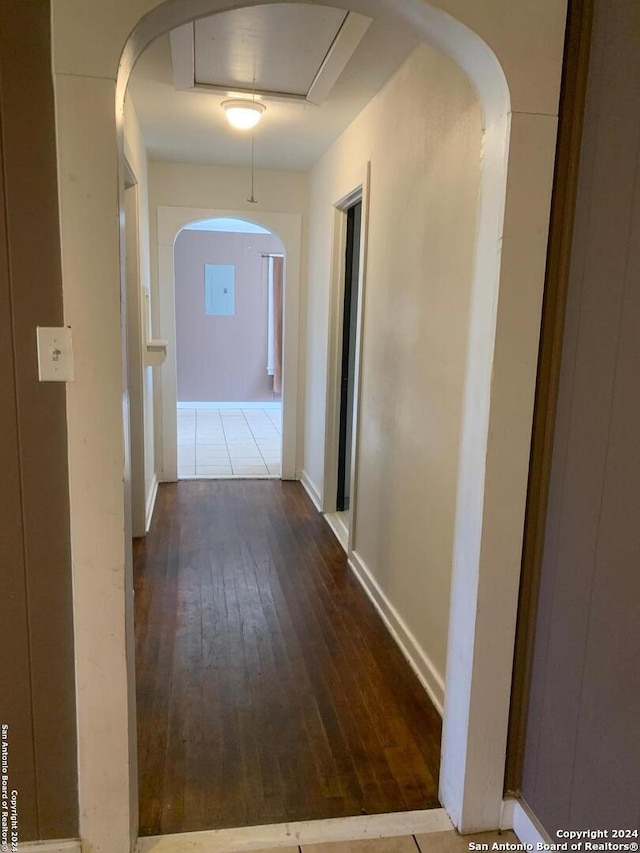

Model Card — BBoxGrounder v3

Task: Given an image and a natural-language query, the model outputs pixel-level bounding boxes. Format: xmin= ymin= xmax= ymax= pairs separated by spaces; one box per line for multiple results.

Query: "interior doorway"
xmin=173 ymin=216 xmax=286 ymax=479
xmin=323 ymin=177 xmax=368 ymax=552
xmin=336 ymin=199 xmax=362 ymax=513
xmin=157 ymin=206 xmax=302 ymax=482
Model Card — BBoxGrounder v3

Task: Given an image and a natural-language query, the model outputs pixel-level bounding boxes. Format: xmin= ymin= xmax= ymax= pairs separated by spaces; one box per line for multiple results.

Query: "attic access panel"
xmin=194 ymin=4 xmax=348 ymax=96
xmin=170 ymin=3 xmax=372 ymax=104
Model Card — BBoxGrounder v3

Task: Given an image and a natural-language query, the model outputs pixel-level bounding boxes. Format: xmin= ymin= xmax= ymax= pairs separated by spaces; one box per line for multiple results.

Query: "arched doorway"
xmin=155 ymin=208 xmax=303 ymax=482
xmin=172 ymin=216 xmax=286 ymax=479
xmin=50 ymin=0 xmax=566 ymax=849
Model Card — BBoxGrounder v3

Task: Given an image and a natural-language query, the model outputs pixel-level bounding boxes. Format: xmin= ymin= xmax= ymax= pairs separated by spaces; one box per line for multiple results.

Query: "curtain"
xmin=272 ymin=255 xmax=284 ymax=395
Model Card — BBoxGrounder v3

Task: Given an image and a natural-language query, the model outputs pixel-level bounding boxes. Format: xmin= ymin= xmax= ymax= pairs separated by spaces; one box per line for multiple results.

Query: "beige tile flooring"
xmin=177 ymin=405 xmax=282 ymax=478
xmin=243 ymin=831 xmax=519 ymax=853
xmin=135 ymin=808 xmax=521 ymax=853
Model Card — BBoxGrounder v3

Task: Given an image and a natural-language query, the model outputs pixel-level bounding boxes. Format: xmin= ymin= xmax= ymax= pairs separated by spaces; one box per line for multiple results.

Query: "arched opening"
xmin=117 ymin=4 xmax=511 ymax=837
xmin=125 ymin=10 xmax=470 ymax=833
xmin=49 ymin=0 xmax=567 ymax=848
xmin=172 ymin=216 xmax=286 ymax=480
xmin=153 ymin=204 xmax=303 ymax=482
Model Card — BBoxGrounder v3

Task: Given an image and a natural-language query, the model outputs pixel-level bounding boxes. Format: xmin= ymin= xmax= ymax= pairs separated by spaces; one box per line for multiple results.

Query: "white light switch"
xmin=36 ymin=326 xmax=74 ymax=382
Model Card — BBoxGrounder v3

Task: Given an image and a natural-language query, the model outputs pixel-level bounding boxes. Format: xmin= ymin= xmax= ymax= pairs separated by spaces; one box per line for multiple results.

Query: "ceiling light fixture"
xmin=222 ymin=99 xmax=266 ymax=130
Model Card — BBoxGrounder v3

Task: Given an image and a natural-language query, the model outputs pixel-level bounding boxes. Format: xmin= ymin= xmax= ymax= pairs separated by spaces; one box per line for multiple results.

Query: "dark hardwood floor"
xmin=134 ymin=480 xmax=441 ymax=836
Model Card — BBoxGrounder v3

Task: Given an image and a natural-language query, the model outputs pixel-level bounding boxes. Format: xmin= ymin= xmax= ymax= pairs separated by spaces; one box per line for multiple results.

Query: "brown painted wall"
xmin=521 ymin=0 xmax=640 ymax=832
xmin=0 ymin=1 xmax=78 ymax=841
xmin=175 ymin=229 xmax=284 ymax=403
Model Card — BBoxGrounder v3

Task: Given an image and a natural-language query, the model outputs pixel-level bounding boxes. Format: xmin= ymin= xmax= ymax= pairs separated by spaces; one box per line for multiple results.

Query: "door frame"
xmin=322 ymin=163 xmax=370 ymax=555
xmin=504 ymin=0 xmax=594 ymax=792
xmin=156 ymin=206 xmax=302 ymax=481
xmin=123 ymin=161 xmax=147 ymax=537
xmin=336 ymin=199 xmax=362 ymax=513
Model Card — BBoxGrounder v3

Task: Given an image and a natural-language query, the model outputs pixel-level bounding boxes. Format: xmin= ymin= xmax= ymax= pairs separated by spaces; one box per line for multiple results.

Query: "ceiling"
xmin=127 ymin=3 xmax=418 ymax=171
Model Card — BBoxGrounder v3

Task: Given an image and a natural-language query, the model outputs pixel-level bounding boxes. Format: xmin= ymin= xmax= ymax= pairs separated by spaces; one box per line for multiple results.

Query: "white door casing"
xmin=322 ymin=163 xmax=370 ymax=560
xmin=156 ymin=206 xmax=302 ymax=481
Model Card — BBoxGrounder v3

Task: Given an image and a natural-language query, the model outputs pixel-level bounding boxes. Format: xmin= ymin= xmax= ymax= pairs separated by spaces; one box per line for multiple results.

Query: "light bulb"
xmin=222 ymin=100 xmax=266 ymax=130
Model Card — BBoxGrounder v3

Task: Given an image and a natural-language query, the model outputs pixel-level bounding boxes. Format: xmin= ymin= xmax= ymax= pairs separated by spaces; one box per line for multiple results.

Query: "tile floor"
xmin=138 ymin=829 xmax=520 ymax=853
xmin=177 ymin=405 xmax=282 ymax=478
xmin=251 ymin=832 xmax=519 ymax=853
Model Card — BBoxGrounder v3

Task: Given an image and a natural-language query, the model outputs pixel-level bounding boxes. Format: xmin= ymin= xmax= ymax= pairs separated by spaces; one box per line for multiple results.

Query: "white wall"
xmin=124 ymin=98 xmax=157 ymax=528
xmin=304 ymin=43 xmax=483 ymax=702
xmin=148 ymin=161 xmax=309 ymax=472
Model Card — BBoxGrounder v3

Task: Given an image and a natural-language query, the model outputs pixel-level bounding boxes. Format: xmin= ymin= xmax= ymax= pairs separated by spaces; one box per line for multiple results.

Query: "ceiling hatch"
xmin=170 ymin=3 xmax=372 ymax=104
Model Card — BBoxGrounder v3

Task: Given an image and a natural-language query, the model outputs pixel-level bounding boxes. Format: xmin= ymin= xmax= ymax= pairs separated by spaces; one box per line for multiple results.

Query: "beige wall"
xmin=304 ymin=43 xmax=483 ymax=700
xmin=124 ymin=98 xmax=157 ymax=528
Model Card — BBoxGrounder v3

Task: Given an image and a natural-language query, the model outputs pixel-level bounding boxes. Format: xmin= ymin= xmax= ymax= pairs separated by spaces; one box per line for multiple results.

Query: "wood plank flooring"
xmin=134 ymin=481 xmax=442 ymax=836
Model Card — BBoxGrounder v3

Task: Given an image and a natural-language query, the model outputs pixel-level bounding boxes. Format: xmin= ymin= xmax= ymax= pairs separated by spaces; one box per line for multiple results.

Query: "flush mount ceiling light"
xmin=221 ymin=99 xmax=266 ymax=130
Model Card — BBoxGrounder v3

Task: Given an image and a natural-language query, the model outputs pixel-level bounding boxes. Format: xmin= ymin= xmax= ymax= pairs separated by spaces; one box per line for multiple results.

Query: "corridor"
xmin=134 ymin=481 xmax=441 ymax=836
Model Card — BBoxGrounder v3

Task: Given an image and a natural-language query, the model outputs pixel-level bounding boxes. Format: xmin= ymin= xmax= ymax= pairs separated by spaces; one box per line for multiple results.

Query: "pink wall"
xmin=175 ymin=228 xmax=284 ymax=402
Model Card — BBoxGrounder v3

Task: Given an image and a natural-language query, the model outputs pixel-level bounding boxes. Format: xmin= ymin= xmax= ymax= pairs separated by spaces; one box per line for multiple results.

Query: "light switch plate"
xmin=36 ymin=326 xmax=74 ymax=382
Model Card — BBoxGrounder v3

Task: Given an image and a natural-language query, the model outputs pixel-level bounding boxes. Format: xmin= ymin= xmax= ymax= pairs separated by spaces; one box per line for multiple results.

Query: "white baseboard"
xmin=145 ymin=474 xmax=159 ymax=533
xmin=324 ymin=511 xmax=349 ymax=553
xmin=500 ymin=798 xmax=516 ymax=830
xmin=299 ymin=469 xmax=322 ymax=512
xmin=137 ymin=808 xmax=453 ymax=852
xmin=502 ymin=798 xmax=552 ymax=846
xmin=177 ymin=401 xmax=282 ymax=410
xmin=348 ymin=550 xmax=445 ymax=716
xmin=17 ymin=841 xmax=81 ymax=853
